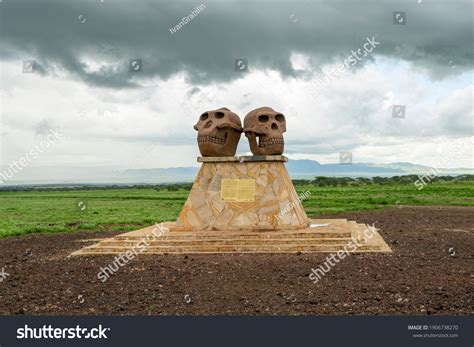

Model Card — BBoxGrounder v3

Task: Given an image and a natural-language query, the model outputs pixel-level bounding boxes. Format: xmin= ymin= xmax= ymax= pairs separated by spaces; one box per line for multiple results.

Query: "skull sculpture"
xmin=244 ymin=107 xmax=286 ymax=155
xmin=194 ymin=107 xmax=243 ymax=157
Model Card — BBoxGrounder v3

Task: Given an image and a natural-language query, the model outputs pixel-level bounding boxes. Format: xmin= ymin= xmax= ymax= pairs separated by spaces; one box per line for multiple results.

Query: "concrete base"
xmin=71 ymin=219 xmax=392 ymax=255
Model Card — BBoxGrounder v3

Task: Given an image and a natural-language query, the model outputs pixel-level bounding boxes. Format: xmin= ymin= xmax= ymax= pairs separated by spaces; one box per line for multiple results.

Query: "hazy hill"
xmin=2 ymin=159 xmax=471 ymax=185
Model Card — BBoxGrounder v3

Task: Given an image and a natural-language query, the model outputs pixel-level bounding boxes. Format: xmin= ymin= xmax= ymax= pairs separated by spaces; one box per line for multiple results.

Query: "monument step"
xmin=115 ymin=219 xmax=353 ymax=240
xmin=75 ymin=243 xmax=386 ymax=254
xmin=71 ymin=219 xmax=392 ymax=255
xmin=96 ymin=237 xmax=353 ymax=247
xmin=115 ymin=231 xmax=352 ymax=241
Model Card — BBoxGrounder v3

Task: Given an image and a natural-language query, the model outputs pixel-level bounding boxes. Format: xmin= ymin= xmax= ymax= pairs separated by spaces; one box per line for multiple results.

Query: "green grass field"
xmin=0 ymin=180 xmax=473 ymax=238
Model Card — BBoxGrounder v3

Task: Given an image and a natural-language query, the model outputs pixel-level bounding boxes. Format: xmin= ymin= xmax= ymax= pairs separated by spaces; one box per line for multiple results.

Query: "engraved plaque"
xmin=220 ymin=179 xmax=255 ymax=202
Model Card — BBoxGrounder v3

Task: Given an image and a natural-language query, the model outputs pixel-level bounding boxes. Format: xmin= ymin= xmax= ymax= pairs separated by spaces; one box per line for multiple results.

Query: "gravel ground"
xmin=0 ymin=206 xmax=472 ymax=315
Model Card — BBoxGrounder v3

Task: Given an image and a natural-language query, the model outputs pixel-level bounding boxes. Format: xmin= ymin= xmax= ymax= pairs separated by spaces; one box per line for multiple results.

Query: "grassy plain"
xmin=0 ymin=179 xmax=472 ymax=238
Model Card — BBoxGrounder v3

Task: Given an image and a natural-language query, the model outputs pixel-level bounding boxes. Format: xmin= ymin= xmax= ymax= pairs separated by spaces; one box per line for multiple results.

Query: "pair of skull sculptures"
xmin=194 ymin=107 xmax=286 ymax=157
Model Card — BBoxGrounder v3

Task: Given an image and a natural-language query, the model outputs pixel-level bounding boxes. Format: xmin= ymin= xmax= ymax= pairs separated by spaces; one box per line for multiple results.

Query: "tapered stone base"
xmin=172 ymin=156 xmax=309 ymax=231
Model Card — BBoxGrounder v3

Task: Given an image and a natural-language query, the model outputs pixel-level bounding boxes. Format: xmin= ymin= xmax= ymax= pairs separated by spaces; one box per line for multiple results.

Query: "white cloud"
xmin=1 ymin=56 xmax=473 ymax=175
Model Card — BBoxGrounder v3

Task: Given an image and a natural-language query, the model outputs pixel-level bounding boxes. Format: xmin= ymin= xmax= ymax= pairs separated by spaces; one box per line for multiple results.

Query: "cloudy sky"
xmin=0 ymin=0 xmax=473 ymax=180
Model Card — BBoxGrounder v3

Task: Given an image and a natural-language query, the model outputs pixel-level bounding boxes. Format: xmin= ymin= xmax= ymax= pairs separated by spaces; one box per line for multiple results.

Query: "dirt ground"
xmin=0 ymin=206 xmax=472 ymax=315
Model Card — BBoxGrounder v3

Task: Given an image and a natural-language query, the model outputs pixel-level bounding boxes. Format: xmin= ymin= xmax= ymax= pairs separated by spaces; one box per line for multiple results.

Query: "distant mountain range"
xmin=122 ymin=160 xmax=472 ymax=181
xmin=1 ymin=160 xmax=472 ymax=186
xmin=285 ymin=160 xmax=469 ymax=177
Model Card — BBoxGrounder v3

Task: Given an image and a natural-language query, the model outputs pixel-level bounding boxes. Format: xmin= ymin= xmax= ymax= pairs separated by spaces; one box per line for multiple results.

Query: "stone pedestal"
xmin=172 ymin=156 xmax=309 ymax=231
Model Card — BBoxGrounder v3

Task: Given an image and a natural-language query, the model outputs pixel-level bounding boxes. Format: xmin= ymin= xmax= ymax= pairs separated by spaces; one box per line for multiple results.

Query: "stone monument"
xmin=73 ymin=107 xmax=391 ymax=255
xmin=173 ymin=106 xmax=307 ymax=231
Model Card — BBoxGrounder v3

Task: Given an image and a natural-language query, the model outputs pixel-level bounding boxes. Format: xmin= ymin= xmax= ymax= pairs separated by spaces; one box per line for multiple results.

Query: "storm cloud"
xmin=0 ymin=0 xmax=472 ymax=178
xmin=1 ymin=0 xmax=472 ymax=88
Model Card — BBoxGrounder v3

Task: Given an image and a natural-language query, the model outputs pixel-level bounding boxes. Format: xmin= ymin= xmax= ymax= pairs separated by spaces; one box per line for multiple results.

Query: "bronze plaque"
xmin=220 ymin=179 xmax=255 ymax=202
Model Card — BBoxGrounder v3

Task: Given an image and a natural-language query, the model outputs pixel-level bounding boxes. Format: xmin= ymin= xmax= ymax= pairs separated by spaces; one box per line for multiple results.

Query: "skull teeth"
xmin=258 ymin=137 xmax=284 ymax=147
xmin=198 ymin=135 xmax=226 ymax=145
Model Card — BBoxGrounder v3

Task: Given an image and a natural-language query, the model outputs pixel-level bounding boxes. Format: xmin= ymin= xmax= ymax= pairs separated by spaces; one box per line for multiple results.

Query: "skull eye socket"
xmin=258 ymin=115 xmax=269 ymax=123
xmin=275 ymin=114 xmax=285 ymax=122
xmin=215 ymin=112 xmax=225 ymax=119
xmin=200 ymin=113 xmax=209 ymax=121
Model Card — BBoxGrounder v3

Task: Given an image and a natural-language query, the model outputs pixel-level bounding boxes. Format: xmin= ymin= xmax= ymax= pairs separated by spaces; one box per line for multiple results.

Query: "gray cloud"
xmin=1 ymin=0 xmax=472 ymax=88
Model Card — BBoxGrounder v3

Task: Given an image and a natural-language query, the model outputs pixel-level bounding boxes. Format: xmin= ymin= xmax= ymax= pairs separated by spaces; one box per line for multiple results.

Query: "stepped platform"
xmin=71 ymin=218 xmax=392 ymax=255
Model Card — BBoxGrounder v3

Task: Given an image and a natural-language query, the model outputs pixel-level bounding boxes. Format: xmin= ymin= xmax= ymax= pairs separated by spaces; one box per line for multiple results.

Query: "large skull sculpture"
xmin=194 ymin=107 xmax=243 ymax=157
xmin=244 ymin=107 xmax=286 ymax=155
